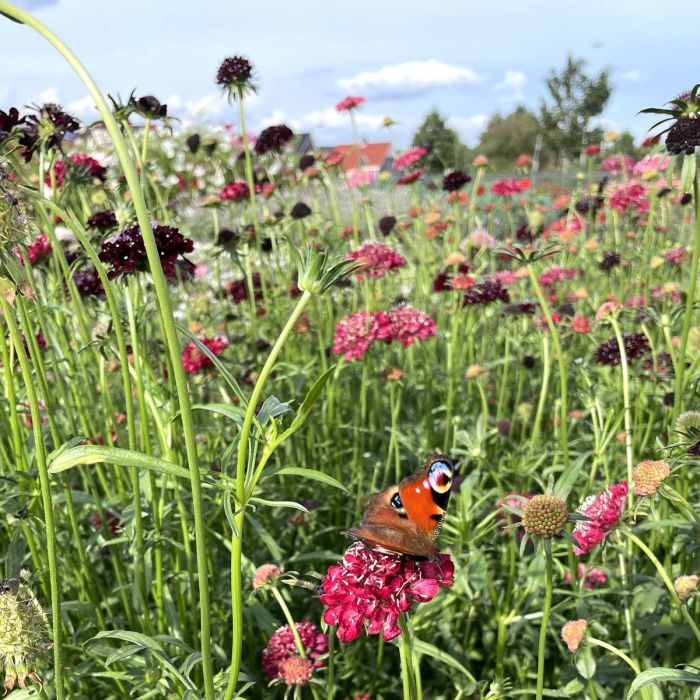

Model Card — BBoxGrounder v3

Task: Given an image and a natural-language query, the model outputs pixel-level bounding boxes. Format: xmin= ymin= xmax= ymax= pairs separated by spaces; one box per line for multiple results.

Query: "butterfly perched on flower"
xmin=343 ymin=455 xmax=454 ymax=558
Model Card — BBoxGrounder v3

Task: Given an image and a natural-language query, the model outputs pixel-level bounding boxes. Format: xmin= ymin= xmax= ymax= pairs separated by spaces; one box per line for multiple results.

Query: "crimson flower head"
xmin=98 ymin=222 xmax=194 ymax=280
xmin=336 ymin=96 xmax=366 ymax=112
xmin=181 ymin=335 xmax=228 ymax=374
xmin=515 ymin=154 xmax=532 ymax=167
xmin=86 ymin=210 xmax=118 ymax=232
xmin=261 ymin=621 xmax=327 ymax=682
xmin=572 ymin=482 xmax=628 ymax=555
xmin=332 ymin=310 xmax=393 ymax=361
xmin=396 ymin=169 xmax=422 ymax=185
xmin=348 ymin=242 xmax=406 ymax=280
xmin=393 ymin=147 xmax=427 ymax=170
xmin=27 ymin=234 xmax=52 ymax=266
xmin=386 ymin=306 xmax=436 ymax=347
xmin=219 ymin=181 xmax=250 ymax=202
xmin=584 ymin=144 xmax=601 ymax=156
xmin=320 ymin=542 xmax=454 ymax=643
xmin=492 ymin=178 xmax=531 ymax=196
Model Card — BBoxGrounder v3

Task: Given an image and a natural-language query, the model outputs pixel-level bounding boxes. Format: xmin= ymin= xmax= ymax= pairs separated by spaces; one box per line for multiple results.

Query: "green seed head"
xmin=521 ymin=495 xmax=568 ymax=538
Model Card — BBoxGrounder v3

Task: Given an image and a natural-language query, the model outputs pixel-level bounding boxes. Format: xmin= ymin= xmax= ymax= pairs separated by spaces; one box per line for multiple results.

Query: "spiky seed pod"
xmin=632 ymin=460 xmax=670 ymax=496
xmin=674 ymin=575 xmax=698 ymax=603
xmin=675 ymin=411 xmax=700 ymax=440
xmin=521 ymin=495 xmax=568 ymax=537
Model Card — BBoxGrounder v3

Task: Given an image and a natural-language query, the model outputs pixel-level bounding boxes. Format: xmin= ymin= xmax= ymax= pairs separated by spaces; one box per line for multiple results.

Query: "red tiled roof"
xmin=325 ymin=142 xmax=391 ymax=171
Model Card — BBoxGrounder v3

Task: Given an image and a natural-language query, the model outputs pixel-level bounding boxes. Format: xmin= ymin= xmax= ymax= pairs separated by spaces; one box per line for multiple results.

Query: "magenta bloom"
xmin=609 ymin=182 xmax=648 ymax=213
xmin=633 ymin=154 xmax=670 ymax=176
xmin=332 ymin=310 xmax=392 ymax=361
xmin=27 ymin=234 xmax=52 ymax=266
xmin=261 ymin=621 xmax=328 ymax=681
xmin=181 ymin=335 xmax=228 ymax=374
xmin=564 ymin=563 xmax=608 ymax=588
xmin=348 ymin=242 xmax=406 ymax=280
xmin=219 ymin=180 xmax=250 ymax=202
xmin=396 ymin=169 xmax=422 ymax=185
xmin=320 ymin=542 xmax=454 ymax=643
xmin=538 ymin=265 xmax=577 ymax=287
xmin=601 ymin=154 xmax=634 ymax=175
xmin=665 ymin=247 xmax=687 ymax=264
xmin=393 ymin=147 xmax=427 ymax=170
xmin=573 ymin=482 xmax=628 ymax=555
xmin=336 ymin=95 xmax=366 ymax=112
xmin=387 ymin=307 xmax=436 ymax=347
xmin=491 ymin=178 xmax=531 ymax=196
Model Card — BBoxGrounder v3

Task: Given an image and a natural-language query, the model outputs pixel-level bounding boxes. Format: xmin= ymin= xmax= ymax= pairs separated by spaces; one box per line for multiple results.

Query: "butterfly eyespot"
xmin=390 ymin=492 xmax=403 ymax=509
xmin=428 ymin=460 xmax=453 ymax=493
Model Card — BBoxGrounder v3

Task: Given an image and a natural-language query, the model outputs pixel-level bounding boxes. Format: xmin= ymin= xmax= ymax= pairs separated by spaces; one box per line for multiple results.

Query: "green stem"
xmin=398 ymin=613 xmax=418 ymax=700
xmin=587 ymin=637 xmax=640 ymax=674
xmin=0 ymin=6 xmax=216 ymax=696
xmin=536 ymin=539 xmax=554 ymax=700
xmin=1 ymin=296 xmax=63 ymax=699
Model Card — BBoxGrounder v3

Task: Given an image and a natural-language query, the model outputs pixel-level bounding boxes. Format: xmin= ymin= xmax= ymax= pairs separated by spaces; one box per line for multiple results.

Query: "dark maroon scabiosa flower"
xmin=73 ymin=267 xmax=105 ymax=297
xmin=128 ymin=94 xmax=167 ymax=120
xmin=216 ymin=56 xmax=255 ymax=93
xmin=19 ymin=103 xmax=79 ymax=161
xmin=261 ymin=621 xmax=327 ymax=681
xmin=254 ymin=124 xmax=294 ymax=155
xmin=442 ymin=169 xmax=471 ymax=192
xmin=87 ymin=210 xmax=118 ymax=232
xmin=680 ymin=192 xmax=693 ymax=205
xmin=299 ymin=153 xmax=315 ymax=170
xmin=594 ymin=333 xmax=650 ymax=366
xmin=378 ymin=215 xmax=397 ymax=236
xmin=641 ymin=86 xmax=700 ymax=155
xmin=219 ymin=181 xmax=250 ymax=202
xmin=348 ymin=242 xmax=406 ymax=280
xmin=463 ymin=278 xmax=509 ymax=305
xmin=27 ymin=234 xmax=52 ymax=266
xmin=575 ymin=195 xmax=604 ymax=216
xmin=600 ymin=251 xmax=621 ymax=271
xmin=217 ymin=228 xmax=241 ymax=251
xmin=225 ymin=273 xmax=262 ymax=305
xmin=290 ymin=202 xmax=312 ymax=220
xmin=320 ymin=542 xmax=454 ymax=643
xmin=185 ymin=133 xmax=200 ymax=153
xmin=181 ymin=335 xmax=228 ymax=374
xmin=90 ymin=509 xmax=120 ymax=536
xmin=0 ymin=107 xmax=24 ymax=142
xmin=98 ymin=223 xmax=194 ymax=280
xmin=396 ymin=169 xmax=422 ymax=185
xmin=387 ymin=307 xmax=436 ymax=347
xmin=503 ymin=301 xmax=537 ymax=315
xmin=333 ymin=310 xmax=393 ymax=361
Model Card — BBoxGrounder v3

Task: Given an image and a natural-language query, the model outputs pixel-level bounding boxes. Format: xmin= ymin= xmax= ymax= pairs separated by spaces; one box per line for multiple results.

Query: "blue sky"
xmin=1 ymin=0 xmax=698 ymax=148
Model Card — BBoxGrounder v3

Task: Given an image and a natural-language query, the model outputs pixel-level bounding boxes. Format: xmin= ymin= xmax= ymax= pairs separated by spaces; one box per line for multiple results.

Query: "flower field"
xmin=1 ymin=5 xmax=700 ymax=700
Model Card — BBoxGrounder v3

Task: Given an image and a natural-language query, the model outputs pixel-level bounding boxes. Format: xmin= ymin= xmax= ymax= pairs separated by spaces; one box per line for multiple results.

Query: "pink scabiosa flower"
xmin=393 ymin=147 xmax=427 ymax=170
xmin=491 ymin=178 xmax=531 ymax=196
xmin=469 ymin=229 xmax=496 ymax=249
xmin=348 ymin=242 xmax=406 ymax=280
xmin=561 ymin=619 xmax=588 ymax=652
xmin=336 ymin=96 xmax=366 ymax=112
xmin=279 ymin=657 xmax=314 ymax=686
xmin=219 ymin=180 xmax=250 ymax=202
xmin=571 ymin=315 xmax=591 ymax=333
xmin=332 ymin=310 xmax=393 ymax=361
xmin=572 ymin=482 xmax=628 ymax=555
xmin=594 ymin=300 xmax=622 ymax=323
xmin=396 ymin=169 xmax=423 ymax=185
xmin=252 ymin=564 xmax=284 ymax=590
xmin=583 ymin=144 xmax=601 ymax=156
xmin=609 ymin=182 xmax=648 ymax=213
xmin=261 ymin=621 xmax=328 ymax=681
xmin=601 ymin=154 xmax=634 ymax=175
xmin=320 ymin=542 xmax=454 ymax=643
xmin=633 ymin=154 xmax=670 ymax=177
xmin=387 ymin=307 xmax=436 ymax=347
xmin=674 ymin=575 xmax=698 ymax=603
xmin=515 ymin=154 xmax=532 ymax=167
xmin=181 ymin=335 xmax=228 ymax=374
xmin=665 ymin=246 xmax=688 ymax=265
xmin=538 ymin=265 xmax=576 ymax=287
xmin=27 ymin=234 xmax=52 ymax=266
xmin=564 ymin=563 xmax=607 ymax=588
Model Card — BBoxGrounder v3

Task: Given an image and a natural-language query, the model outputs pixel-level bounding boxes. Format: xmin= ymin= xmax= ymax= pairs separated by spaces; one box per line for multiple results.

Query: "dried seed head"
xmin=632 ymin=460 xmax=670 ymax=496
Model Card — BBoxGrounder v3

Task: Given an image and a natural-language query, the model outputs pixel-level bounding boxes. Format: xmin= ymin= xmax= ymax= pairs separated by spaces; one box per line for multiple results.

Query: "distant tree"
xmin=540 ymin=55 xmax=612 ymax=168
xmin=615 ymin=130 xmax=642 ymax=160
xmin=477 ymin=106 xmax=547 ymax=169
xmin=412 ymin=111 xmax=465 ymax=172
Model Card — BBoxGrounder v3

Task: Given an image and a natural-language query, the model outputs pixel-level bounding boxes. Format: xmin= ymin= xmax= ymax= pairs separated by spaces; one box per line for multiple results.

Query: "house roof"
xmin=324 ymin=142 xmax=391 ymax=171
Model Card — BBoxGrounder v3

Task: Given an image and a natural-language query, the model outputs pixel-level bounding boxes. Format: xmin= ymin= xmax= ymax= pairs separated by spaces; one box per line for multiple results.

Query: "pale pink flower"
xmin=469 ymin=229 xmax=496 ymax=249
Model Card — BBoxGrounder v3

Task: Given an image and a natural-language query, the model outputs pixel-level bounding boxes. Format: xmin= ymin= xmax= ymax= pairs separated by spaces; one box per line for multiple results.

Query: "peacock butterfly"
xmin=343 ymin=454 xmax=454 ymax=558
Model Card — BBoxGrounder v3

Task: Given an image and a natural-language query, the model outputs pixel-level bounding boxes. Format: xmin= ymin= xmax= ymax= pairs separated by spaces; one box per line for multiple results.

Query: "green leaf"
xmin=249 ymin=497 xmax=309 ymax=512
xmin=627 ymin=668 xmax=700 ymax=698
xmin=257 ymin=396 xmax=293 ymax=427
xmin=574 ymin=646 xmax=596 ymax=679
xmin=49 ymin=445 xmax=191 ymax=480
xmin=190 ymin=403 xmax=246 ymax=427
xmin=413 ymin=639 xmax=477 ymax=690
xmin=262 ymin=466 xmax=348 ymax=493
xmin=289 ymin=364 xmax=336 ymax=431
xmin=680 ymin=154 xmax=697 ymax=192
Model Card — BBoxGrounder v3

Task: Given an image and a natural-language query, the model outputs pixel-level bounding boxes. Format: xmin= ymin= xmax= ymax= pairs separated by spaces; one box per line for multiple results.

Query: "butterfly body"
xmin=344 ymin=455 xmax=454 ymax=558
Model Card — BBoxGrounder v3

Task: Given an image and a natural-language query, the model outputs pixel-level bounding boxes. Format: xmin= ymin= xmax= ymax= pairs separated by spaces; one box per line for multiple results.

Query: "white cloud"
xmin=67 ymin=95 xmax=97 ymax=117
xmin=337 ymin=59 xmax=483 ymax=98
xmin=165 ymin=94 xmax=183 ymax=109
xmin=38 ymin=87 xmax=60 ymax=103
xmin=619 ymin=70 xmax=642 ymax=82
xmin=494 ymin=71 xmax=526 ymax=101
xmin=292 ymin=107 xmax=386 ymax=133
xmin=255 ymin=109 xmax=288 ymax=131
xmin=448 ymin=114 xmax=488 ymax=145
